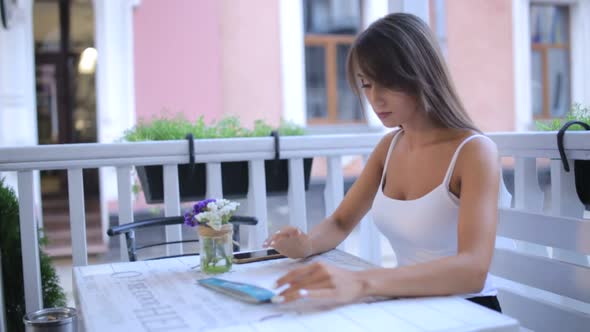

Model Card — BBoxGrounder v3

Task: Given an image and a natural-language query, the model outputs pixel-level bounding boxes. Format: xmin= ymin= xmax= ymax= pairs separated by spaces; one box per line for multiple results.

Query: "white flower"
xmin=207 ymin=202 xmax=218 ymax=212
xmin=195 ymin=198 xmax=240 ymax=229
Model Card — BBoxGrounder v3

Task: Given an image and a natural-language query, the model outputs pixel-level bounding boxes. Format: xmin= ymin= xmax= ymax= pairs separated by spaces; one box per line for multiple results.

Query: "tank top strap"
xmin=442 ymin=134 xmax=490 ymax=186
xmin=380 ymin=130 xmax=404 ymax=185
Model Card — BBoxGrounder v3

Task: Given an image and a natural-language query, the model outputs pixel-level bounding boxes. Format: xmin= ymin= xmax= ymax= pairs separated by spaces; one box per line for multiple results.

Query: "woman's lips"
xmin=376 ymin=112 xmax=392 ymax=119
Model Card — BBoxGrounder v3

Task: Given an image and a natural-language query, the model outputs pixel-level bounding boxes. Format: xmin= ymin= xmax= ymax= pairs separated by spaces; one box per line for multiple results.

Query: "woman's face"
xmin=358 ymin=74 xmax=419 ymax=128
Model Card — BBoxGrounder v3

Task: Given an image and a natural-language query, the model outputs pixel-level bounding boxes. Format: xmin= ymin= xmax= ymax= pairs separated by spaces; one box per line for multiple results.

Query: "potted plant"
xmin=536 ymin=104 xmax=590 ymax=209
xmin=123 ymin=116 xmax=313 ymax=204
xmin=183 ymin=198 xmax=240 ymax=274
xmin=0 ymin=178 xmax=67 ymax=332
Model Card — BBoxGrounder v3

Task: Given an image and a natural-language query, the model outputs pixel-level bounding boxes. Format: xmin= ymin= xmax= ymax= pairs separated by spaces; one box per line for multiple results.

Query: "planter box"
xmin=136 ymin=158 xmax=313 ymax=204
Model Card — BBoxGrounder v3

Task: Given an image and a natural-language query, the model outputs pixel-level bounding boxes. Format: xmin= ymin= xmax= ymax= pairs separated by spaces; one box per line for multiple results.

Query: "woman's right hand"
xmin=262 ymin=226 xmax=313 ymax=259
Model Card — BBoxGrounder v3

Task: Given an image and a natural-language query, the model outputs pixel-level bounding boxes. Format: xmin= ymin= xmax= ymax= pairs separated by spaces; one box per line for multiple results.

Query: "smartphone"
xmin=233 ymin=249 xmax=285 ymax=264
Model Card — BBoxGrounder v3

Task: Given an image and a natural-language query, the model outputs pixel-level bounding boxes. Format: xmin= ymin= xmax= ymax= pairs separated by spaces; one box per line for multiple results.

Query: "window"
xmin=530 ymin=4 xmax=571 ymax=119
xmin=303 ymin=0 xmax=365 ymax=124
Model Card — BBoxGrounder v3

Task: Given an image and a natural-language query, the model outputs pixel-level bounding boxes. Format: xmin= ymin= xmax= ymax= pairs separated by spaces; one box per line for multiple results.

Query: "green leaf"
xmin=535 ymin=103 xmax=590 ymax=131
xmin=121 ymin=115 xmax=306 ymax=142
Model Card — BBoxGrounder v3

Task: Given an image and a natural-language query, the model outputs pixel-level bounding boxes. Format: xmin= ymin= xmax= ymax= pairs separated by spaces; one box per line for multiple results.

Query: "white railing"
xmin=0 ymin=131 xmax=589 ymax=332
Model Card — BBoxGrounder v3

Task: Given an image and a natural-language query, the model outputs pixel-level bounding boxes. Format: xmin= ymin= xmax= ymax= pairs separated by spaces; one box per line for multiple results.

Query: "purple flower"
xmin=183 ymin=199 xmax=217 ymax=227
xmin=193 ymin=198 xmax=216 ymax=215
xmin=184 ymin=211 xmax=196 ymax=227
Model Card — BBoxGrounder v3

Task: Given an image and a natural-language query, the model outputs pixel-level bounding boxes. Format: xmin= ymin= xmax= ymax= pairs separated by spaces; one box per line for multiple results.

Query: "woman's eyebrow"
xmin=356 ymin=73 xmax=365 ymax=78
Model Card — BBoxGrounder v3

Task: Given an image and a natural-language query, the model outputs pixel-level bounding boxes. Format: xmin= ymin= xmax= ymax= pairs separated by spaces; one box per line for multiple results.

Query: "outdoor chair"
xmin=107 ymin=215 xmax=258 ymax=261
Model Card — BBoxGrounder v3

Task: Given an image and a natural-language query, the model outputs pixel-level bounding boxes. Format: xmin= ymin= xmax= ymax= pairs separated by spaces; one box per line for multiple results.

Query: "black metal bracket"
xmin=186 ymin=133 xmax=195 ymax=167
xmin=557 ymin=120 xmax=590 ymax=172
xmin=271 ymin=130 xmax=280 ymax=177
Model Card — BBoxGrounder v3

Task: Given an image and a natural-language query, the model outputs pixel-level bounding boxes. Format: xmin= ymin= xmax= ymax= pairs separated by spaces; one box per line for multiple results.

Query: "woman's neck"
xmin=400 ymin=113 xmax=465 ymax=150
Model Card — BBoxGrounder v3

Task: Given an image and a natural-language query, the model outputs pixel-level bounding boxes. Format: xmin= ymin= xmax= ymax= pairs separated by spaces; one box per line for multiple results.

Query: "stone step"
xmin=43 ymin=212 xmax=102 ymax=231
xmin=44 ymin=243 xmax=108 ymax=257
xmin=44 ymin=227 xmax=106 ymax=258
xmin=41 ymin=196 xmax=104 ymax=257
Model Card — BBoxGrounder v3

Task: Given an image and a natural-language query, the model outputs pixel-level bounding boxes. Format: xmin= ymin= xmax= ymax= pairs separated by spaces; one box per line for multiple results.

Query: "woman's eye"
xmin=360 ymin=80 xmax=371 ymax=88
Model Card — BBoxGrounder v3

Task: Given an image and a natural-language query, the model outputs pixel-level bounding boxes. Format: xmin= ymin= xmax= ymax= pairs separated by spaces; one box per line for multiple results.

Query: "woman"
xmin=263 ymin=13 xmax=507 ymax=312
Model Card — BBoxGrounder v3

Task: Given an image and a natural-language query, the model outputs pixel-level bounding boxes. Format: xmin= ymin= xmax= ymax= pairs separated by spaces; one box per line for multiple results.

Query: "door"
xmin=34 ymin=0 xmax=102 ymax=256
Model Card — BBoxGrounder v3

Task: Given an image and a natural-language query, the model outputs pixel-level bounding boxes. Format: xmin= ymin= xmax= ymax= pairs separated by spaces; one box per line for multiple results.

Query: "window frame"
xmin=304 ymin=34 xmax=362 ymax=125
xmin=530 ymin=4 xmax=572 ymax=119
xmin=303 ymin=0 xmax=366 ymax=125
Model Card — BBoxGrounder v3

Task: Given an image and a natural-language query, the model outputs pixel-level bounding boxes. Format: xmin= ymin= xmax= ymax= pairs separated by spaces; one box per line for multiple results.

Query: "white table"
xmin=73 ymin=250 xmax=520 ymax=332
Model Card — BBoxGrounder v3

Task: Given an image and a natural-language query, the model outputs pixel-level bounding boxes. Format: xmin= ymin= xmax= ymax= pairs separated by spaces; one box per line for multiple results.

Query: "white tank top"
xmin=371 ymin=131 xmax=510 ymax=298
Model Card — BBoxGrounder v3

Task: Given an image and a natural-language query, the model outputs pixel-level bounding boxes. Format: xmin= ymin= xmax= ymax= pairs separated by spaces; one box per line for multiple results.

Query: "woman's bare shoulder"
xmin=373 ymin=129 xmax=401 ymax=163
xmin=456 ymin=134 xmax=499 ymax=173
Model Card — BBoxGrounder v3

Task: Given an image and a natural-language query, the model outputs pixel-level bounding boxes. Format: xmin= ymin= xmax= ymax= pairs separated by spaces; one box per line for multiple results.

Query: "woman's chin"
xmin=380 ymin=120 xmax=400 ymax=128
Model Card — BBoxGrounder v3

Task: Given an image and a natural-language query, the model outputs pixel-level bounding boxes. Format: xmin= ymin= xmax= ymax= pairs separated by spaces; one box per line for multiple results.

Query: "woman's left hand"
xmin=272 ymin=262 xmax=366 ymax=305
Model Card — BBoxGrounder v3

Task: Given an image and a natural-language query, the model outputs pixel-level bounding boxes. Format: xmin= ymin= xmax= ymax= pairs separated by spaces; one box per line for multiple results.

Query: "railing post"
xmin=206 ymin=163 xmax=223 ymax=198
xmin=68 ymin=169 xmax=88 ymax=266
xmin=510 ymin=157 xmax=548 ymax=258
xmin=324 ymin=157 xmax=349 ymax=252
xmin=116 ymin=166 xmax=134 ymax=261
xmin=550 ymin=159 xmax=585 ymax=218
xmin=288 ymin=158 xmax=307 ymax=232
xmin=550 ymin=159 xmax=588 ymax=265
xmin=17 ymin=171 xmax=43 ymax=312
xmin=247 ymin=160 xmax=268 ymax=250
xmin=514 ymin=157 xmax=544 ymax=212
xmin=359 ymin=155 xmax=381 ymax=265
xmin=163 ymin=164 xmax=182 ymax=256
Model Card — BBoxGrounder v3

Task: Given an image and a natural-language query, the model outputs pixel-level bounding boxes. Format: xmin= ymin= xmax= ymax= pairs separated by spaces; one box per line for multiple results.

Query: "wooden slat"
xmin=497 ymin=208 xmax=590 ymax=253
xmin=116 ymin=166 xmax=134 ymax=261
xmin=304 ymin=34 xmax=356 ymax=44
xmin=67 ymin=168 xmax=88 ymax=266
xmin=247 ymin=160 xmax=268 ymax=250
xmin=324 ymin=157 xmax=348 ymax=252
xmin=324 ymin=156 xmax=343 ymax=217
xmin=541 ymin=47 xmax=550 ymax=118
xmin=287 ymin=158 xmax=307 ymax=232
xmin=326 ymin=42 xmax=338 ymax=122
xmin=550 ymin=159 xmax=585 ymax=218
xmin=206 ymin=163 xmax=223 ymax=198
xmin=514 ymin=157 xmax=543 ymax=211
xmin=17 ymin=171 xmax=42 ymax=312
xmin=497 ymin=288 xmax=590 ymax=332
xmin=359 ymin=155 xmax=381 ymax=265
xmin=491 ymin=248 xmax=590 ymax=303
xmin=163 ymin=164 xmax=182 ymax=256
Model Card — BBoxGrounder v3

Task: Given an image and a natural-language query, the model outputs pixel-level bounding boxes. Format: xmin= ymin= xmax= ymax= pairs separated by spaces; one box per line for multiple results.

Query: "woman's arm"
xmin=275 ymin=137 xmax=501 ymax=302
xmin=264 ymin=131 xmax=397 ymax=258
xmin=306 ymin=131 xmax=397 ymax=255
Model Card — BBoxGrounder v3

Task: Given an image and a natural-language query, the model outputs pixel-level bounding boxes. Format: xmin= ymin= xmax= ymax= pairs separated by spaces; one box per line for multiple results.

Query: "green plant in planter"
xmin=122 ymin=115 xmax=305 ymax=141
xmin=535 ymin=103 xmax=590 ymax=131
xmin=121 ymin=115 xmax=313 ymax=204
xmin=0 ymin=178 xmax=66 ymax=332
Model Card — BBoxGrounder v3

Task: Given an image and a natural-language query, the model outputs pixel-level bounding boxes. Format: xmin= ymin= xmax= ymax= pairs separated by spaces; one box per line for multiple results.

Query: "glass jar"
xmin=198 ymin=224 xmax=233 ymax=274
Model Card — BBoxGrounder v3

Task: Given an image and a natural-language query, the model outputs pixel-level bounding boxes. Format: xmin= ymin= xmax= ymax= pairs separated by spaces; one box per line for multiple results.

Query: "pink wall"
xmin=220 ymin=0 xmax=282 ymax=128
xmin=133 ymin=0 xmax=223 ymax=123
xmin=446 ymin=0 xmax=515 ymax=132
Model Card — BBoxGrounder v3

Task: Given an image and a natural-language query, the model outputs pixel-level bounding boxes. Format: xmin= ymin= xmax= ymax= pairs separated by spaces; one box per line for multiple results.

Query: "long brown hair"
xmin=347 ymin=13 xmax=480 ymax=132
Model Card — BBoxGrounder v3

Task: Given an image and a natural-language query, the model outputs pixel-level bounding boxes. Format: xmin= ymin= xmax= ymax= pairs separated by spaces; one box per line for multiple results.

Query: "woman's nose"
xmin=369 ymin=88 xmax=385 ymax=107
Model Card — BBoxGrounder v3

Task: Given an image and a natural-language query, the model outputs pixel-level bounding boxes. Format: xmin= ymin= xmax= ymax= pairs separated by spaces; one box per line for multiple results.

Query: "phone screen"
xmin=233 ymin=249 xmax=285 ymax=263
